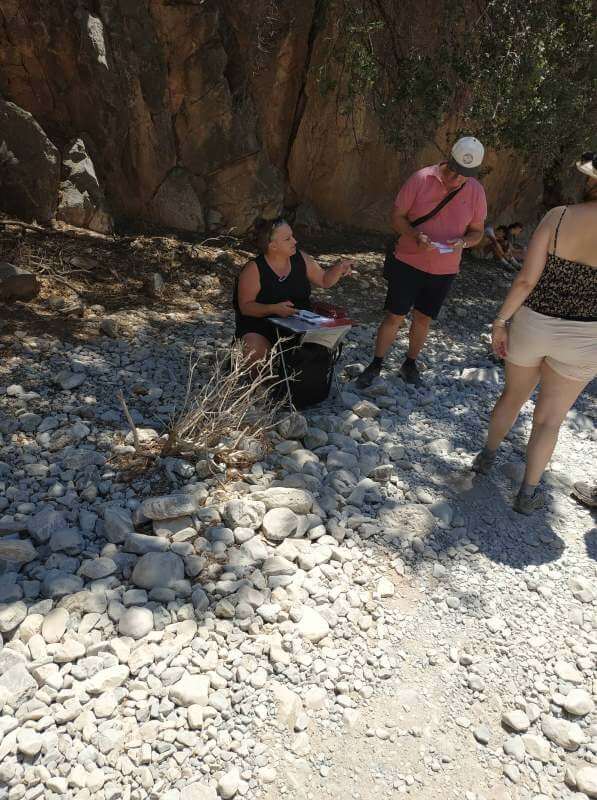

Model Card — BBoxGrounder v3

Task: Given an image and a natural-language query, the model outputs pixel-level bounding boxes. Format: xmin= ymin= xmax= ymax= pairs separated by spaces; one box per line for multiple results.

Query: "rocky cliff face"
xmin=0 ymin=1 xmax=550 ymax=235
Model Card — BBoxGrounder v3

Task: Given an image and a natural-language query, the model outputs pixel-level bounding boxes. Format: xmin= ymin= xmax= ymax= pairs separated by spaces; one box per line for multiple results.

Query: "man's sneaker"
xmin=356 ymin=361 xmax=381 ymax=389
xmin=471 ymin=448 xmax=497 ymax=475
xmin=513 ymin=486 xmax=545 ymax=515
xmin=399 ymin=358 xmax=422 ymax=386
xmin=571 ymin=482 xmax=597 ymax=508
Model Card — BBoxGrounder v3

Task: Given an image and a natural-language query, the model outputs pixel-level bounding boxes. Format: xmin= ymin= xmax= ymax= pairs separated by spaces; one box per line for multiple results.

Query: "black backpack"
xmin=278 ymin=337 xmax=340 ymax=410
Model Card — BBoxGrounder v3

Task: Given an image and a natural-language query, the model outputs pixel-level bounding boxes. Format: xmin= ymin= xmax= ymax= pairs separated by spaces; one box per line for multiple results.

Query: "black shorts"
xmin=384 ymin=255 xmax=456 ymax=319
xmin=234 ymin=315 xmax=279 ymax=345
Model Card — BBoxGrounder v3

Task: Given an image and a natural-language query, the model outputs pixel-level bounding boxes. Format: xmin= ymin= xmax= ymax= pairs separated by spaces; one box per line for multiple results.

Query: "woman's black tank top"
xmin=235 ymin=251 xmax=312 ymax=315
xmin=254 ymin=251 xmax=311 ymax=309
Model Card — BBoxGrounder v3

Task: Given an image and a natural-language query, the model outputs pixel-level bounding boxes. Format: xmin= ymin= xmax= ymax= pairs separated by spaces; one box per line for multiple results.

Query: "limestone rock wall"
xmin=0 ymin=0 xmax=555 ymax=235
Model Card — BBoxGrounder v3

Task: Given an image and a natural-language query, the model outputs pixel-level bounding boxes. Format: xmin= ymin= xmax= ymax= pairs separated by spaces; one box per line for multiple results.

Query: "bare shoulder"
xmin=240 ymin=259 xmax=258 ymax=275
xmin=544 ymin=205 xmax=567 ymax=223
xmin=238 ymin=260 xmax=259 ymax=284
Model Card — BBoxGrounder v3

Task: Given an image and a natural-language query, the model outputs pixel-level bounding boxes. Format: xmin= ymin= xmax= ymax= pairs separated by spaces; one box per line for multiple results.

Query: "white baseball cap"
xmin=447 ymin=136 xmax=485 ymax=177
xmin=576 ymin=151 xmax=597 ymax=179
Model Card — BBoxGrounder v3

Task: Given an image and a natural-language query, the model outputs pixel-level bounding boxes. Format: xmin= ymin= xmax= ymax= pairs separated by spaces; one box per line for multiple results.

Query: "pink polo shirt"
xmin=393 ymin=164 xmax=487 ymax=275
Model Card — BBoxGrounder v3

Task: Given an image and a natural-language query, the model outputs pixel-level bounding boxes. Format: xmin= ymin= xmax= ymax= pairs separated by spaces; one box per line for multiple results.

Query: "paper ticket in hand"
xmin=431 ymin=241 xmax=454 ymax=254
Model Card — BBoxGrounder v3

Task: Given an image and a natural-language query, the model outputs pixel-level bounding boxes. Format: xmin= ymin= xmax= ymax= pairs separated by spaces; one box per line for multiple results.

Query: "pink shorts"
xmin=506 ymin=306 xmax=597 ymax=383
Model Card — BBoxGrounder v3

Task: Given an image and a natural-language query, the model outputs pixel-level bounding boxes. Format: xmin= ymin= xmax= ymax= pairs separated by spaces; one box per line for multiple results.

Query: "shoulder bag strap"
xmin=411 ymin=182 xmax=466 ymax=229
xmin=551 ymin=206 xmax=567 ymax=256
xmin=385 ymin=181 xmax=467 ymax=272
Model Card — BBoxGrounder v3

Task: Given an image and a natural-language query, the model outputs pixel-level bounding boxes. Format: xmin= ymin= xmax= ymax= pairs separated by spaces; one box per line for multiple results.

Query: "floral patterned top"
xmin=525 ymin=208 xmax=597 ymax=321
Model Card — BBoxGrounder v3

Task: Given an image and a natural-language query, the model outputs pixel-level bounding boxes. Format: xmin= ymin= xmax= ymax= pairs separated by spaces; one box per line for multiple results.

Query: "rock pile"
xmin=0 ymin=263 xmax=595 ymax=799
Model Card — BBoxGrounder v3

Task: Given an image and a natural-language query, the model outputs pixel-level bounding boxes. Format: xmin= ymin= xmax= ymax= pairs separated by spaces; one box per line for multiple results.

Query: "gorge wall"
xmin=0 ymin=1 xmax=558 ymax=236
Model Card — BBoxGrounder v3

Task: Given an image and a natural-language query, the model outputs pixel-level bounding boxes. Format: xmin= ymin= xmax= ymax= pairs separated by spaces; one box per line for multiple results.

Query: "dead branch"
xmin=0 ymin=217 xmax=114 ymax=241
xmin=117 ymin=390 xmax=141 ymax=453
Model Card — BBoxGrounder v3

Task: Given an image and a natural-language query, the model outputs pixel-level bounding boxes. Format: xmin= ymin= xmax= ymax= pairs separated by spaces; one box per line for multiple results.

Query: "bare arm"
xmin=391 ymin=207 xmax=436 ymax=251
xmin=304 ymin=252 xmax=354 ymax=289
xmin=495 ymin=210 xmax=557 ymax=322
xmin=449 ymin=221 xmax=485 ymax=250
xmin=237 ymin=262 xmax=294 ymax=318
xmin=392 ymin=206 xmax=419 ymax=240
xmin=492 ymin=240 xmax=507 ymax=259
xmin=490 ymin=209 xmax=558 ymax=357
xmin=463 ymin=221 xmax=484 ymax=248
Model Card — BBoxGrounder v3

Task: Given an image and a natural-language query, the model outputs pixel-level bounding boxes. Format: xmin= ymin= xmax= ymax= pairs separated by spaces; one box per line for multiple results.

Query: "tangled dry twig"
xmin=164 ymin=340 xmax=290 ymax=468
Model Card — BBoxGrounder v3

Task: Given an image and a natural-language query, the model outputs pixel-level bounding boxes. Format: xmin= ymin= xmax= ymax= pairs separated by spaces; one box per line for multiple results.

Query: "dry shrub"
xmin=164 ymin=340 xmax=290 ymax=468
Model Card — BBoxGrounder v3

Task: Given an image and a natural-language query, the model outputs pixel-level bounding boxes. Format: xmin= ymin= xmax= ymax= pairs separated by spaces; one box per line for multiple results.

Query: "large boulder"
xmin=250 ymin=487 xmax=314 ymax=514
xmin=0 ymin=96 xmax=59 ymax=222
xmin=261 ymin=508 xmax=299 ymax=542
xmin=131 ymin=552 xmax=185 ymax=590
xmin=541 ymin=716 xmax=585 ymax=751
xmin=0 ymin=662 xmax=37 ymax=704
xmin=0 ymin=261 xmax=41 ymax=303
xmin=141 ymin=491 xmax=207 ymax=521
xmin=27 ymin=508 xmax=68 ymax=544
xmin=56 ymin=137 xmax=113 ymax=233
xmin=0 ymin=1 xmax=548 ymax=236
xmin=0 ymin=537 xmax=37 ymax=563
xmin=150 ymin=167 xmax=205 ymax=232
xmin=222 ymin=499 xmax=266 ymax=530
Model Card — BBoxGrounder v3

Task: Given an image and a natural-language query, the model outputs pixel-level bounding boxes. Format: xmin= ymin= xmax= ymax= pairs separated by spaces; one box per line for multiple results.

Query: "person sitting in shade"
xmin=505 ymin=221 xmax=526 ymax=266
xmin=481 ymin=225 xmax=512 ymax=268
xmin=233 ymin=217 xmax=354 ymax=363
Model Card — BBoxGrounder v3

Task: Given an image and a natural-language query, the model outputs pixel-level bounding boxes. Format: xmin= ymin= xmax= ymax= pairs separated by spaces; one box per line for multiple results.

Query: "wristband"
xmin=493 ymin=317 xmax=509 ymax=327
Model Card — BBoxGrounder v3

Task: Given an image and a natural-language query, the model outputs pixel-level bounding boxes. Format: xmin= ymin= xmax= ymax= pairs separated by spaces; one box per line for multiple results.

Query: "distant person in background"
xmin=482 ymin=224 xmax=507 ymax=262
xmin=472 ymin=151 xmax=597 ymax=514
xmin=482 ymin=225 xmax=518 ymax=270
xmin=357 ymin=136 xmax=487 ymax=388
xmin=233 ymin=217 xmax=353 ymax=363
xmin=505 ymin=221 xmax=526 ymax=265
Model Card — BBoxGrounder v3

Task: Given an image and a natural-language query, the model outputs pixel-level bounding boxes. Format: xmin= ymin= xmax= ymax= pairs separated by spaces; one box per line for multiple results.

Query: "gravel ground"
xmin=0 ymin=244 xmax=595 ymax=800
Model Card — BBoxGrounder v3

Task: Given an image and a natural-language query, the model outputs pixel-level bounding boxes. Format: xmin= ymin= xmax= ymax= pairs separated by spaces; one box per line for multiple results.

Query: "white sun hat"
xmin=447 ymin=136 xmax=485 ymax=177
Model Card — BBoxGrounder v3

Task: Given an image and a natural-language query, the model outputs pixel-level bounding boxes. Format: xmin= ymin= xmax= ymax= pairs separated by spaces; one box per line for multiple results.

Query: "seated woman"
xmin=505 ymin=221 xmax=526 ymax=265
xmin=234 ymin=217 xmax=354 ymax=362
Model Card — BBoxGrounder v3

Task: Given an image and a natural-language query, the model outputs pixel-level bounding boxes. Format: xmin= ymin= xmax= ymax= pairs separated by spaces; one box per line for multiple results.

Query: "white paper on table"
xmin=431 ymin=241 xmax=454 ymax=254
xmin=293 ymin=309 xmax=334 ymax=325
xmin=302 ymin=325 xmax=351 ymax=350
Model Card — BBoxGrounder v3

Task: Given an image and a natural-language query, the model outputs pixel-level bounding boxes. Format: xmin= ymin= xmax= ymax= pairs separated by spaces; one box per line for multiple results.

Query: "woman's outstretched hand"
xmin=492 ymin=323 xmax=508 ymax=358
xmin=336 ymin=259 xmax=356 ymax=277
xmin=272 ymin=301 xmax=295 ymax=317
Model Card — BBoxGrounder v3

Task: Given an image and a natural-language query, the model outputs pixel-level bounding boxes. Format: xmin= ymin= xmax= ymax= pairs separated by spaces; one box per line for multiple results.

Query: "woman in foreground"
xmin=234 ymin=217 xmax=353 ymax=362
xmin=473 ymin=153 xmax=597 ymax=514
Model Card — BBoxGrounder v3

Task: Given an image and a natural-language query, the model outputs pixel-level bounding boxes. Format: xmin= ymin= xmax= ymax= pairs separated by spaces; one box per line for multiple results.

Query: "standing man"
xmin=358 ymin=137 xmax=488 ymax=388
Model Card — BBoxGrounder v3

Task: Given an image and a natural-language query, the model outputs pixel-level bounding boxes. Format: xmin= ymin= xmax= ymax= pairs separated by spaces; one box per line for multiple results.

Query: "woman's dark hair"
xmin=254 ymin=216 xmax=287 ymax=254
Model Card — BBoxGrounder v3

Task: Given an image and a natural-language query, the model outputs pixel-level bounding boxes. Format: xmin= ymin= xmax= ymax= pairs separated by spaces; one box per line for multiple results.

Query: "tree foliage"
xmin=317 ymin=0 xmax=596 ymax=167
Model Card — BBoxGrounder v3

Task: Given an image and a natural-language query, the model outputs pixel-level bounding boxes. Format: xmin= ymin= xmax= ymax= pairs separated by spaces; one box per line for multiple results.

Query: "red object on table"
xmin=310 ymin=300 xmax=356 ymax=326
xmin=311 ymin=301 xmax=348 ymax=319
